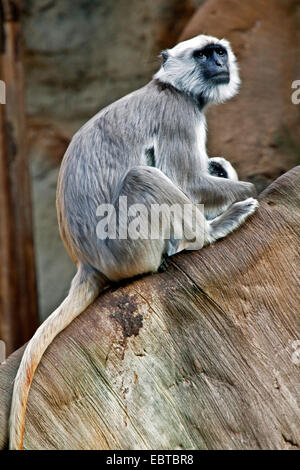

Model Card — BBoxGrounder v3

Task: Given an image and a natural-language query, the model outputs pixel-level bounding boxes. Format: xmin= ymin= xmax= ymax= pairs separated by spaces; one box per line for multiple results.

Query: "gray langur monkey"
xmin=10 ymin=34 xmax=258 ymax=449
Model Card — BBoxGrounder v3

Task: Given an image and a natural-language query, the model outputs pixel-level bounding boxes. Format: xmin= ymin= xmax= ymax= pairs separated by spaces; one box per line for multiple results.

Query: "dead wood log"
xmin=0 ymin=167 xmax=299 ymax=450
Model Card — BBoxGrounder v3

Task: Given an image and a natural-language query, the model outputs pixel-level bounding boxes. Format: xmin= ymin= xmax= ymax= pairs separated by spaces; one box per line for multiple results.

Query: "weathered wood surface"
xmin=0 ymin=0 xmax=38 ymax=354
xmin=0 ymin=167 xmax=299 ymax=450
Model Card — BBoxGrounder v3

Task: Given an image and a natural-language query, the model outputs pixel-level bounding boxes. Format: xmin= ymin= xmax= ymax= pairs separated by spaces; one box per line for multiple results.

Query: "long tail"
xmin=9 ymin=264 xmax=108 ymax=450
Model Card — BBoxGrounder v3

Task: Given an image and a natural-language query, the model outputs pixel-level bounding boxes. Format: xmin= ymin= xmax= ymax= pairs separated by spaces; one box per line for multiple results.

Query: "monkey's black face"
xmin=193 ymin=44 xmax=230 ymax=85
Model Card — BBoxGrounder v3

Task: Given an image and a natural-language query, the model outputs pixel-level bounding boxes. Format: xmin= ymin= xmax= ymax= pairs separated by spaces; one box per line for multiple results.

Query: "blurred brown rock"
xmin=180 ymin=0 xmax=300 ymax=191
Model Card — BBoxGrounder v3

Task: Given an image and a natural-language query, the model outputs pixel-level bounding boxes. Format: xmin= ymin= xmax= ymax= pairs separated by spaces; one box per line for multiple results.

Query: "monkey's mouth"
xmin=211 ymin=72 xmax=230 ymax=84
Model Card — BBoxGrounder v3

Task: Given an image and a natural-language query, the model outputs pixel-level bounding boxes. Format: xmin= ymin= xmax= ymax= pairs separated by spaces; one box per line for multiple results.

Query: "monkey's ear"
xmin=160 ymin=50 xmax=169 ymax=66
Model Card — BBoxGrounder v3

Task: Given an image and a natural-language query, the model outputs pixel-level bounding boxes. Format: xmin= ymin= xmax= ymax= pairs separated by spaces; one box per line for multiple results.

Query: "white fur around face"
xmin=154 ymin=35 xmax=241 ymax=105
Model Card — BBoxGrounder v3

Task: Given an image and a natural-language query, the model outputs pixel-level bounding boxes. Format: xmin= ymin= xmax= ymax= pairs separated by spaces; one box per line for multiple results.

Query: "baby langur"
xmin=10 ymin=34 xmax=258 ymax=449
xmin=207 ymin=156 xmax=239 ymax=219
xmin=208 ymin=157 xmax=238 ymax=181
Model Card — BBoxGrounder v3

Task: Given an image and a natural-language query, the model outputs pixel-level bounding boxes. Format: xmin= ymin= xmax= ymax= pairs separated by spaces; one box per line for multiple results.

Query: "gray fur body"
xmin=58 ymin=79 xmax=208 ymax=277
xmin=58 ymin=80 xmax=255 ymax=281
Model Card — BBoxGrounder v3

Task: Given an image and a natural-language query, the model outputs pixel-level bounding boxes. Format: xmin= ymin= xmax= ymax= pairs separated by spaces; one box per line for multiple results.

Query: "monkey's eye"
xmin=194 ymin=50 xmax=205 ymax=59
xmin=216 ymin=48 xmax=226 ymax=56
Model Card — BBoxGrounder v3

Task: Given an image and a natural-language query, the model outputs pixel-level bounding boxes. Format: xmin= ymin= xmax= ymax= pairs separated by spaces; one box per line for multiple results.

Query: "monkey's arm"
xmin=155 ymin=128 xmax=255 ymax=208
xmin=195 ymin=172 xmax=256 ymax=210
xmin=153 ymin=97 xmax=256 ymax=208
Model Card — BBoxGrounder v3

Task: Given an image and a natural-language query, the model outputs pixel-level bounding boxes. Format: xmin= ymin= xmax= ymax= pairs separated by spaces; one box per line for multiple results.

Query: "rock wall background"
xmin=21 ymin=0 xmax=300 ymax=321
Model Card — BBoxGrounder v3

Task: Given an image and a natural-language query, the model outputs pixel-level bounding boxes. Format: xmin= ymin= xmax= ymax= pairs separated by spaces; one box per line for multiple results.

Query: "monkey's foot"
xmin=208 ymin=197 xmax=259 ymax=242
xmin=234 ymin=197 xmax=259 ymax=220
xmin=158 ymin=256 xmax=170 ymax=273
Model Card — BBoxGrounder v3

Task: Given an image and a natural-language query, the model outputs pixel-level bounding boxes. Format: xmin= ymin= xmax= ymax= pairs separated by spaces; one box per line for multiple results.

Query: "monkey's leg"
xmin=102 ymin=166 xmax=209 ymax=281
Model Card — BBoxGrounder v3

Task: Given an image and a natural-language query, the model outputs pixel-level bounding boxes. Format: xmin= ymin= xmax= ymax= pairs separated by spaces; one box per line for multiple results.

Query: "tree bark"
xmin=0 ymin=167 xmax=299 ymax=450
xmin=0 ymin=0 xmax=38 ymax=354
